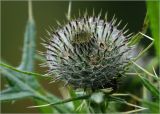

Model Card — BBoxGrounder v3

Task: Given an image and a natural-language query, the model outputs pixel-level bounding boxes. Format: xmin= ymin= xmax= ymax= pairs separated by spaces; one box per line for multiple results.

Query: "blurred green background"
xmin=1 ymin=1 xmax=156 ymax=113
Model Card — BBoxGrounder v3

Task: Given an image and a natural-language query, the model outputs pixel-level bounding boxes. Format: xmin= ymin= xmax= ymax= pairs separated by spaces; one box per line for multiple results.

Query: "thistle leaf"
xmin=18 ymin=0 xmax=36 ymax=72
xmin=1 ymin=66 xmax=34 ymax=91
xmin=0 ymin=91 xmax=34 ymax=101
xmin=0 ymin=62 xmax=43 ymax=77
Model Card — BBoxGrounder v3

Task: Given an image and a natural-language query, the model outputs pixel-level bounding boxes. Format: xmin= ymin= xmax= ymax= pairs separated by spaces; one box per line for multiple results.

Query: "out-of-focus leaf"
xmin=142 ymin=100 xmax=159 ymax=113
xmin=18 ymin=19 xmax=35 ymax=71
xmin=0 ymin=88 xmax=14 ymax=94
xmin=138 ymin=74 xmax=159 ymax=98
xmin=0 ymin=63 xmax=43 ymax=77
xmin=112 ymin=93 xmax=159 ymax=113
xmin=147 ymin=1 xmax=160 ymax=57
xmin=132 ymin=61 xmax=160 ymax=81
xmin=33 ymin=99 xmax=54 ymax=113
xmin=1 ymin=68 xmax=67 ymax=113
xmin=1 ymin=67 xmax=34 ymax=91
xmin=68 ymin=88 xmax=81 ymax=109
xmin=16 ymin=1 xmax=54 ymax=113
xmin=35 ymin=54 xmax=45 ymax=62
xmin=109 ymin=96 xmax=147 ymax=113
xmin=45 ymin=92 xmax=72 ymax=113
xmin=0 ymin=62 xmax=70 ymax=113
xmin=0 ymin=91 xmax=34 ymax=101
xmin=28 ymin=94 xmax=90 ymax=108
xmin=16 ymin=0 xmax=40 ymax=90
xmin=146 ymin=57 xmax=159 ymax=73
xmin=18 ymin=5 xmax=36 ymax=71
xmin=68 ymin=87 xmax=88 ymax=113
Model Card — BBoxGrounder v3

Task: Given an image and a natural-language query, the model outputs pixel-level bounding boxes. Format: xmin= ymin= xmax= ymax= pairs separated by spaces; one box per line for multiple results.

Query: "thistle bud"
xmin=42 ymin=13 xmax=134 ymax=90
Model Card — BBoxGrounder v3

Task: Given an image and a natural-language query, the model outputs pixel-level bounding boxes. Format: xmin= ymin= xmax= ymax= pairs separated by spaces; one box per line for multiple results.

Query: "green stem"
xmin=0 ymin=62 xmax=43 ymax=77
xmin=29 ymin=94 xmax=90 ymax=108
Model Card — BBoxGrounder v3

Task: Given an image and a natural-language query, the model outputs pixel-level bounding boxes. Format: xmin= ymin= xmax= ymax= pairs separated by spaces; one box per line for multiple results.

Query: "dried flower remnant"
xmin=42 ymin=12 xmax=134 ymax=91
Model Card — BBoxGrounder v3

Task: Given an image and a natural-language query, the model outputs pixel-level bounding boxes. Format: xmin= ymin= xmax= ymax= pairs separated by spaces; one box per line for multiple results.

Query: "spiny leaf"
xmin=16 ymin=0 xmax=41 ymax=92
xmin=0 ymin=62 xmax=43 ymax=77
xmin=0 ymin=88 xmax=14 ymax=94
xmin=1 ymin=67 xmax=69 ymax=113
xmin=0 ymin=91 xmax=34 ymax=101
xmin=1 ymin=64 xmax=69 ymax=113
xmin=18 ymin=19 xmax=36 ymax=71
xmin=1 ymin=67 xmax=34 ymax=91
xmin=18 ymin=0 xmax=36 ymax=71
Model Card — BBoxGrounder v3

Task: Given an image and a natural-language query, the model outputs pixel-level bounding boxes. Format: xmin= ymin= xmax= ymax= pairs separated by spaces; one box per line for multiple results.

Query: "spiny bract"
xmin=42 ymin=12 xmax=134 ymax=90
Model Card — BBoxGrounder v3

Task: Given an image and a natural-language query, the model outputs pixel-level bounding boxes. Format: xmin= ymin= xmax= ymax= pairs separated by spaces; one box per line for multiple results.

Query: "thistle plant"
xmin=42 ymin=12 xmax=134 ymax=91
xmin=1 ymin=1 xmax=159 ymax=113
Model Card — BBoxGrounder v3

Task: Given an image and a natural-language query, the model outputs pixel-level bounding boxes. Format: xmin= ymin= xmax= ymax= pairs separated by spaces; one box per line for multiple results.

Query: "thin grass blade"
xmin=28 ymin=94 xmax=90 ymax=108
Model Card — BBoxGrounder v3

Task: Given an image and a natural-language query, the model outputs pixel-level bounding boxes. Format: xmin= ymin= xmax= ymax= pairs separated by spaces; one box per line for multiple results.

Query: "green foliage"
xmin=0 ymin=91 xmax=33 ymax=101
xmin=147 ymin=1 xmax=160 ymax=57
xmin=138 ymin=75 xmax=159 ymax=98
xmin=1 ymin=1 xmax=159 ymax=113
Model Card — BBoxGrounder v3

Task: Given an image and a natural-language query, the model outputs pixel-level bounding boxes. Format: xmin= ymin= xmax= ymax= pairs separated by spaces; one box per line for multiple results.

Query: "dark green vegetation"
xmin=1 ymin=1 xmax=159 ymax=113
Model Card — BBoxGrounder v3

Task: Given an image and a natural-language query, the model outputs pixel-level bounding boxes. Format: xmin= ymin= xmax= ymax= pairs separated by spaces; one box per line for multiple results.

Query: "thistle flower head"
xmin=42 ymin=12 xmax=134 ymax=90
